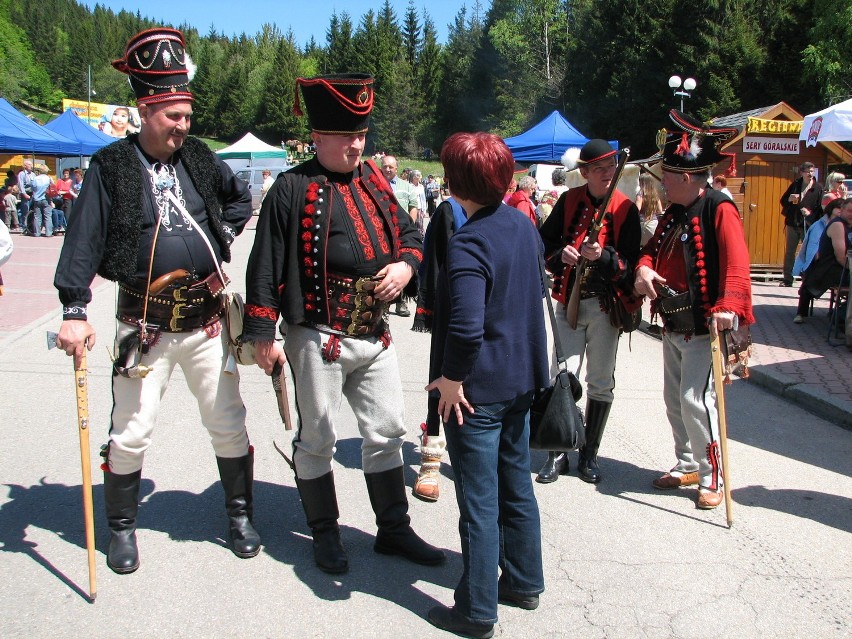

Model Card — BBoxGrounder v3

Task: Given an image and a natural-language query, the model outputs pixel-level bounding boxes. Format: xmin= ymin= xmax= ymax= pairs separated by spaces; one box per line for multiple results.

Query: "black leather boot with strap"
xmin=577 ymin=399 xmax=612 ymax=484
xmin=104 ymin=469 xmax=142 ymax=574
xmin=296 ymin=471 xmax=348 ymax=574
xmin=364 ymin=466 xmax=445 ymax=565
xmin=216 ymin=452 xmax=262 ymax=558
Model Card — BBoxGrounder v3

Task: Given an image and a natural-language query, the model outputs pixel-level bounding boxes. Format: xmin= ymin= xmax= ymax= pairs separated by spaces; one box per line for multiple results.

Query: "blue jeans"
xmin=444 ymin=390 xmax=544 ymax=625
xmin=31 ymin=199 xmax=53 ymax=237
xmin=52 ymin=206 xmax=67 ymax=231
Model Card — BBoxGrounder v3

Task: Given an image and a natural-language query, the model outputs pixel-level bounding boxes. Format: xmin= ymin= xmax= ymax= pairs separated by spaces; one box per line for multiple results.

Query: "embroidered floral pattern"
xmin=338 ymin=183 xmax=375 ymax=260
xmin=354 ymin=178 xmax=391 ymax=256
xmin=246 ymin=304 xmax=278 ymax=321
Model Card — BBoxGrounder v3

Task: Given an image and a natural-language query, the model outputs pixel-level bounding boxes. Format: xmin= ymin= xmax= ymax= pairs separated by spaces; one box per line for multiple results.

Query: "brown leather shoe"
xmin=652 ymin=471 xmax=699 ymax=490
xmin=413 ymin=455 xmax=441 ymax=502
xmin=696 ymin=489 xmax=723 ymax=509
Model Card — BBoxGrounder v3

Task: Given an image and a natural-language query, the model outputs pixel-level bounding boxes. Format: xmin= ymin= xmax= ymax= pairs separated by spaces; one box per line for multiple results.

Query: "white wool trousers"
xmin=284 ymin=323 xmax=407 ymax=480
xmin=106 ymin=321 xmax=249 ymax=475
xmin=661 ymin=331 xmax=722 ymax=490
xmin=552 ymin=298 xmax=620 ymax=403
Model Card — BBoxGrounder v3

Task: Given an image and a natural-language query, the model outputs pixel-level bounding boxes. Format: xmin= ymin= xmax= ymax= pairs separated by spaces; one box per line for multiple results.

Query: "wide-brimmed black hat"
xmin=577 ymin=139 xmax=617 ymax=165
xmin=112 ymin=28 xmax=194 ymax=105
xmin=294 ymin=74 xmax=374 ymax=135
xmin=561 ymin=138 xmax=618 ymax=170
xmin=658 ymin=110 xmax=739 ymax=175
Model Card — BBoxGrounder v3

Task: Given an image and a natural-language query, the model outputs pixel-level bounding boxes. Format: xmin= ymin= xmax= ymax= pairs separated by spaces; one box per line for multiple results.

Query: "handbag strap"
xmin=539 ymin=253 xmax=567 ymax=367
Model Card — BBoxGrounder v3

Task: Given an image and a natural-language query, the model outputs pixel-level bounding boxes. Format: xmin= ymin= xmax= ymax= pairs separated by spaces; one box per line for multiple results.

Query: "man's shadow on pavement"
xmin=1 ymin=440 xmax=462 ymax=613
xmin=734 ymin=484 xmax=852 ymax=534
xmin=527 ymin=451 xmax=729 ymax=526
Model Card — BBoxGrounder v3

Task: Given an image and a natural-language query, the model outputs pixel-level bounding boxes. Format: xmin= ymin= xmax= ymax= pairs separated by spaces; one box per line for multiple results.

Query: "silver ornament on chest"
xmin=154 ymin=164 xmax=175 ymax=191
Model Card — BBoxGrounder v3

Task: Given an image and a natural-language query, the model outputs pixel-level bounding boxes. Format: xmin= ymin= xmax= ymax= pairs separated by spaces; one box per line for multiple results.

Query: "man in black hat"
xmin=634 ymin=110 xmax=754 ymax=509
xmin=536 ymin=139 xmax=641 ymax=485
xmin=53 ymin=27 xmax=259 ymax=574
xmin=243 ymin=73 xmax=444 ymax=574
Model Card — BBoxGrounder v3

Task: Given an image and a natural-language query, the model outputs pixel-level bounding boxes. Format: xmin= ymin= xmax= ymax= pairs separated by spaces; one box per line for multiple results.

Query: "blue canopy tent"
xmin=0 ymin=98 xmax=81 ymax=155
xmin=44 ymin=109 xmax=115 ymax=155
xmin=503 ymin=110 xmax=617 ymax=163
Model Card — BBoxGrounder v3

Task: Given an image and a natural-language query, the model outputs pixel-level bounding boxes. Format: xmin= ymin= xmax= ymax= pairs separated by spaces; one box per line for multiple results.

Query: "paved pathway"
xmin=0 ymin=222 xmax=849 ymax=638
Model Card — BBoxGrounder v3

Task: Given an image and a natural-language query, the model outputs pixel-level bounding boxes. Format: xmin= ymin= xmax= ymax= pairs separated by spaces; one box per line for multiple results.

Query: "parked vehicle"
xmin=235 ymin=165 xmax=290 ymax=212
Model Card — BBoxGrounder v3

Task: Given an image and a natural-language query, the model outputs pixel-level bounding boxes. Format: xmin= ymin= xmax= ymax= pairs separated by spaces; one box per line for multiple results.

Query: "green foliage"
xmin=2 ymin=0 xmax=841 ymax=160
xmin=803 ymin=0 xmax=852 ymax=104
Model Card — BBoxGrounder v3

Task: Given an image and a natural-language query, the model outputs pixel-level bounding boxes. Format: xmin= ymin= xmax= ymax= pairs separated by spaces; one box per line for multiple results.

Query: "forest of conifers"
xmin=1 ymin=0 xmax=849 ymax=156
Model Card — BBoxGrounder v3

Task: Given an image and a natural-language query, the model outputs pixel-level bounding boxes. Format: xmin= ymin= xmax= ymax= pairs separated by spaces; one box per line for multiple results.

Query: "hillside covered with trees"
xmin=1 ymin=0 xmax=849 ymax=156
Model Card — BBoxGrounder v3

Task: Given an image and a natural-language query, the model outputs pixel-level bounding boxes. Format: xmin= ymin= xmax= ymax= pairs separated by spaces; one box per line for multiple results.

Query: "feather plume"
xmin=561 ymin=147 xmax=582 ymax=170
xmin=185 ymin=53 xmax=196 ymax=81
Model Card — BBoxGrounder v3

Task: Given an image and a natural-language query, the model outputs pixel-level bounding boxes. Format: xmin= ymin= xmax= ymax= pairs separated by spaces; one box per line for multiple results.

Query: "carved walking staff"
xmin=48 ymin=332 xmax=97 ymax=600
xmin=710 ymin=331 xmax=734 ymax=528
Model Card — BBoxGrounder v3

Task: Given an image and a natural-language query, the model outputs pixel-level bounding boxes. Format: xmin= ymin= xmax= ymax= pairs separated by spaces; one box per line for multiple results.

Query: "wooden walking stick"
xmin=710 ymin=331 xmax=734 ymax=528
xmin=74 ymin=348 xmax=98 ymax=600
xmin=48 ymin=331 xmax=98 ymax=600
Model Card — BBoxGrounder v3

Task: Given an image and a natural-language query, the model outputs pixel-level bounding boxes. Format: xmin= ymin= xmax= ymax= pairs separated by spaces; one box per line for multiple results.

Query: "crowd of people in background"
xmin=1 ymin=161 xmax=84 ymax=237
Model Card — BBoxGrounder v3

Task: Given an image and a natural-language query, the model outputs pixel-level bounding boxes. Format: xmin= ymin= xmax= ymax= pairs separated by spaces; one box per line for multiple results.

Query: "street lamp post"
xmin=668 ymin=75 xmax=696 ymax=112
xmin=86 ymin=64 xmax=96 ymax=126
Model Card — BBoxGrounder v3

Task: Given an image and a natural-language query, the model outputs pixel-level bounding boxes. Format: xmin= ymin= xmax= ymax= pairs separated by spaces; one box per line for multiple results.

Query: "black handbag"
xmin=529 ymin=255 xmax=586 ymax=451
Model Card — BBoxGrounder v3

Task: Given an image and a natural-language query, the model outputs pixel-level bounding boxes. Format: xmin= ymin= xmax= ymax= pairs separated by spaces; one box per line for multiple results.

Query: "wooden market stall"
xmin=710 ymin=102 xmax=852 ymax=270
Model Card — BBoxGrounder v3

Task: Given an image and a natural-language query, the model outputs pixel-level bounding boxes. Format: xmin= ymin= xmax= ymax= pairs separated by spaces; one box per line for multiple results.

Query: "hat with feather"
xmin=561 ymin=138 xmax=617 ymax=171
xmin=112 ymin=28 xmax=195 ymax=105
xmin=658 ymin=110 xmax=739 ymax=176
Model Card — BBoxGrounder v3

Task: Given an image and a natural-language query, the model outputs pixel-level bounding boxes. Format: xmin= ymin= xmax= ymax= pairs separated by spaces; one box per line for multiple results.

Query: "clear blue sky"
xmin=79 ymin=0 xmax=475 ymax=47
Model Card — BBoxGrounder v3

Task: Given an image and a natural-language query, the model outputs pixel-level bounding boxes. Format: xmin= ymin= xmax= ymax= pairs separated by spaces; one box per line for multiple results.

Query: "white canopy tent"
xmin=216 ymin=132 xmax=289 ymax=168
xmin=799 ymin=98 xmax=852 ymax=146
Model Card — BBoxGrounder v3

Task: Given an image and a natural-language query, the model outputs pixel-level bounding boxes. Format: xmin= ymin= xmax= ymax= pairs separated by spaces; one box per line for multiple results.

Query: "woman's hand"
xmin=425 ymin=376 xmax=473 ymax=424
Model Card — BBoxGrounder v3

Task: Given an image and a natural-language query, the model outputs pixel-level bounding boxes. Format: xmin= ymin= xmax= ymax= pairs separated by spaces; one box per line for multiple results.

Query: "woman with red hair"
xmin=426 ymin=132 xmax=549 ymax=637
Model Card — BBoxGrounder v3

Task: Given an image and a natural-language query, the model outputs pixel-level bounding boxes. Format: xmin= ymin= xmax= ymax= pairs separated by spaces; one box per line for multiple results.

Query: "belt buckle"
xmin=355 ymin=276 xmax=377 ymax=293
xmin=173 ymin=287 xmax=188 ymax=302
xmin=170 ymin=303 xmax=187 ymax=331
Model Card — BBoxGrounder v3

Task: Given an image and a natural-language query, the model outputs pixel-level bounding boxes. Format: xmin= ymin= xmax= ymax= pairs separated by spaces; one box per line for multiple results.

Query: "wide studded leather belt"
xmin=578 ymin=264 xmax=607 ymax=300
xmin=306 ymin=272 xmax=388 ymax=337
xmin=117 ymin=270 xmax=226 ymax=333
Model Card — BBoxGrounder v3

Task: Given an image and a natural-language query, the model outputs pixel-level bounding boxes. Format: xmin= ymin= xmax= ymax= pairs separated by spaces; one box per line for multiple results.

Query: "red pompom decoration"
xmin=304 ymin=204 xmax=316 ymax=215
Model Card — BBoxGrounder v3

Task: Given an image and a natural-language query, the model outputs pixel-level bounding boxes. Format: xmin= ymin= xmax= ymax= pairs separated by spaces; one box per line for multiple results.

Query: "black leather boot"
xmin=296 ymin=472 xmax=348 ymax=574
xmin=364 ymin=466 xmax=445 ymax=565
xmin=103 ymin=469 xmax=142 ymax=574
xmin=577 ymin=400 xmax=612 ymax=484
xmin=216 ymin=452 xmax=262 ymax=558
xmin=535 ymin=451 xmax=568 ymax=484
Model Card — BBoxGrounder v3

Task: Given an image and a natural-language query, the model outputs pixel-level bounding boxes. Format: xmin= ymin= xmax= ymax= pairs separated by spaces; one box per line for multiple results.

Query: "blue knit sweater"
xmin=429 ymin=203 xmax=550 ymax=404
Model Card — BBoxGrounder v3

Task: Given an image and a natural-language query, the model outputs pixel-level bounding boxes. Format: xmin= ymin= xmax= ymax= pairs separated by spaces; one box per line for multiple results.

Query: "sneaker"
xmin=395 ymin=301 xmax=411 ymax=317
xmin=793 ymin=315 xmax=804 ymax=324
xmin=778 ymin=281 xmax=792 ymax=287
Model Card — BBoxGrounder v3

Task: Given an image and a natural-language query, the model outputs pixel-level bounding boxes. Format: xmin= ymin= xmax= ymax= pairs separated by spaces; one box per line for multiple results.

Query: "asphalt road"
xmin=1 ymin=227 xmax=849 ymax=638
